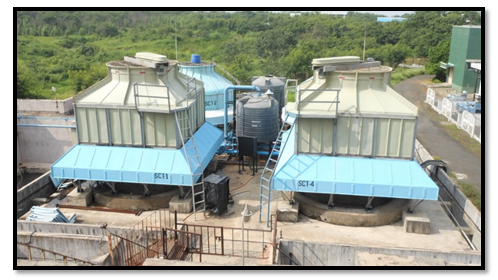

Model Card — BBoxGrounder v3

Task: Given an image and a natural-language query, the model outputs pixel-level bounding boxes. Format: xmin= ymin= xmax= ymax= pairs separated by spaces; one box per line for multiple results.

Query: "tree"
xmin=426 ymin=39 xmax=450 ymax=82
xmin=17 ymin=62 xmax=37 ymax=99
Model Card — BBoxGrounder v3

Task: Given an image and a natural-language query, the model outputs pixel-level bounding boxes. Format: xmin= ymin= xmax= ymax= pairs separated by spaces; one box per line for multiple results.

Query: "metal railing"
xmin=296 ymin=88 xmax=341 ymax=118
xmin=215 ymin=64 xmax=240 ymax=85
xmin=107 ymin=224 xmax=202 ymax=266
xmin=133 ymin=82 xmax=172 ymax=113
xmin=107 ymin=209 xmax=279 ymax=265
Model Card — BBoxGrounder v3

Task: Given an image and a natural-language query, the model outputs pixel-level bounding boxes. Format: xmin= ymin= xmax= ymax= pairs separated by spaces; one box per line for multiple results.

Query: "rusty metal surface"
xmin=56 ymin=204 xmax=140 ymax=215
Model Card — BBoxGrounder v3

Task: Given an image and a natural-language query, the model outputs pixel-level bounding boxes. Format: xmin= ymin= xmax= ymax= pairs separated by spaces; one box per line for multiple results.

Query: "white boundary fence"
xmin=425 ymin=88 xmax=435 ymax=107
xmin=425 ymin=88 xmax=481 ymax=143
xmin=442 ymin=98 xmax=453 ymax=120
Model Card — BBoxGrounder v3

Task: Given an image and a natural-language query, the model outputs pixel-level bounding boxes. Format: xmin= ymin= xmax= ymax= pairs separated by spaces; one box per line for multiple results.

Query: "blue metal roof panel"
xmin=51 ymin=122 xmax=223 ymax=186
xmin=273 ymin=155 xmax=438 ymax=200
xmin=272 ymin=118 xmax=438 ymax=200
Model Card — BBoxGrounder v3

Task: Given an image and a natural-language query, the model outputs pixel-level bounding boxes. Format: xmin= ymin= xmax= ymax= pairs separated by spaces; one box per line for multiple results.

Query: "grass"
xmin=421 ymin=103 xmax=481 ymax=212
xmin=391 ymin=67 xmax=427 ymax=86
xmin=449 ymin=173 xmax=481 ymax=212
xmin=422 ymin=103 xmax=481 ymax=160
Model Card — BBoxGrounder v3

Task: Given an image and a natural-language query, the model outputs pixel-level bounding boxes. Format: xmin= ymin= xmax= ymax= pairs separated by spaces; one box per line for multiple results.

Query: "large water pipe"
xmin=223 ymin=85 xmax=261 ymax=140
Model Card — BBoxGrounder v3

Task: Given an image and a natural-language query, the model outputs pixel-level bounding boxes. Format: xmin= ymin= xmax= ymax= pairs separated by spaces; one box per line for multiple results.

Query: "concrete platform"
xmin=67 ymin=188 xmax=93 ymax=207
xmin=18 ymin=163 xmax=477 ymax=267
xmin=276 ymin=200 xmax=299 ymax=223
xmin=404 ymin=210 xmax=431 ymax=234
xmin=169 ymin=196 xmax=193 ymax=214
xmin=295 ymin=192 xmax=409 ymax=227
xmin=355 ymin=252 xmax=446 ymax=266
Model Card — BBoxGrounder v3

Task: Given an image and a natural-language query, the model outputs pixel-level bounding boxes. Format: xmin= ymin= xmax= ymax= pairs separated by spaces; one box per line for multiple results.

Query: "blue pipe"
xmin=17 ymin=116 xmax=75 ymax=121
xmin=223 ymin=85 xmax=261 ymax=140
xmin=17 ymin=124 xmax=76 ymax=128
xmin=217 ymin=139 xmax=280 ymax=157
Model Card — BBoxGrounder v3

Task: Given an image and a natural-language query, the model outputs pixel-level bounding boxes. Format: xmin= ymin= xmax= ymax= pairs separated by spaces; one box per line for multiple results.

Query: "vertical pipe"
xmin=174 ymin=210 xmax=178 ymax=231
xmin=355 ymin=72 xmax=359 ymax=113
xmin=242 ymin=203 xmax=247 ymax=265
xmin=247 ymin=230 xmax=249 ymax=258
xmin=140 ymin=112 xmax=145 ymax=147
xmin=73 ymin=103 xmax=80 ymax=144
xmin=199 ymin=234 xmax=203 ymax=263
xmin=221 ymin=227 xmax=224 ymax=256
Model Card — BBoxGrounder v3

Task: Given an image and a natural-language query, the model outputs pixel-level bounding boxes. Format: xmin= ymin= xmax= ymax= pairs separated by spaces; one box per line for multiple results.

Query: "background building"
xmin=440 ymin=25 xmax=481 ymax=93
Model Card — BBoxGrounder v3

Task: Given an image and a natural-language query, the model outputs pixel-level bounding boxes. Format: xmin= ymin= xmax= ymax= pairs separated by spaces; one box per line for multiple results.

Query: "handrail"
xmin=215 ymin=64 xmax=240 ymax=85
xmin=133 ymin=82 xmax=172 ymax=113
xmin=296 ymin=87 xmax=341 ymax=119
xmin=284 ymin=79 xmax=298 ymax=105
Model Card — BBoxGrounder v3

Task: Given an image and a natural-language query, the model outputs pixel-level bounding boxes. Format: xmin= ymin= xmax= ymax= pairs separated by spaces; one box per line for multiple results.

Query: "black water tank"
xmin=204 ymin=174 xmax=231 ymax=215
xmin=236 ymin=93 xmax=279 ymax=142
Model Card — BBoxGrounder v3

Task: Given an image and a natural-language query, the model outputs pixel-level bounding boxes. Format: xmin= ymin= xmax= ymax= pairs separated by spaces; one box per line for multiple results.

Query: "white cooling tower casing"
xmin=73 ymin=52 xmax=205 ymax=148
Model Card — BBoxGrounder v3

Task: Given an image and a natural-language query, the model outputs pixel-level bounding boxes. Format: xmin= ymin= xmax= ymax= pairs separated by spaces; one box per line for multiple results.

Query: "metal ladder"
xmin=175 ymin=110 xmax=205 ymax=221
xmin=259 ymin=113 xmax=295 ymax=227
xmin=215 ymin=63 xmax=240 ymax=85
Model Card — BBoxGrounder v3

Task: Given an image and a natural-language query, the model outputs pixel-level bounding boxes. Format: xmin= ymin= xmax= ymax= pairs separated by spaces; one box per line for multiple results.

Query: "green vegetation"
xmin=449 ymin=173 xmax=481 ymax=212
xmin=390 ymin=67 xmax=426 ymax=86
xmin=425 ymin=39 xmax=450 ymax=82
xmin=16 ymin=11 xmax=480 ymax=100
xmin=422 ymin=103 xmax=481 ymax=159
xmin=439 ymin=124 xmax=481 ymax=160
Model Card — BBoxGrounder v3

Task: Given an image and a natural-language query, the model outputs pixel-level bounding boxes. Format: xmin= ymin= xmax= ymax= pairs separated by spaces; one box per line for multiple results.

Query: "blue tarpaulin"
xmin=50 ymin=122 xmax=223 ymax=187
xmin=272 ymin=124 xmax=439 ymax=200
xmin=26 ymin=206 xmax=76 ymax=223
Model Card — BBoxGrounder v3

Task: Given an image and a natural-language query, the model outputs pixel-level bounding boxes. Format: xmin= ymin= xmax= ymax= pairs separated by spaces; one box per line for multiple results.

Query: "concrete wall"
xmin=17 ymin=136 xmax=21 ymax=166
xmin=17 ymin=98 xmax=73 ymax=115
xmin=17 ymin=231 xmax=109 ymax=263
xmin=17 ymin=171 xmax=55 ymax=218
xmin=278 ymin=240 xmax=481 ymax=266
xmin=17 ymin=117 xmax=76 ymax=164
xmin=414 ymin=140 xmax=481 ymax=250
xmin=17 ymin=220 xmax=130 ymax=237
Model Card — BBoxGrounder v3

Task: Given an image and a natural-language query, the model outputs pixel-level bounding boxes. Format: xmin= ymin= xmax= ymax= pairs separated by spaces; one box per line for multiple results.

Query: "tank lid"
xmin=135 ymin=52 xmax=168 ymax=63
xmin=312 ymin=56 xmax=361 ymax=67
